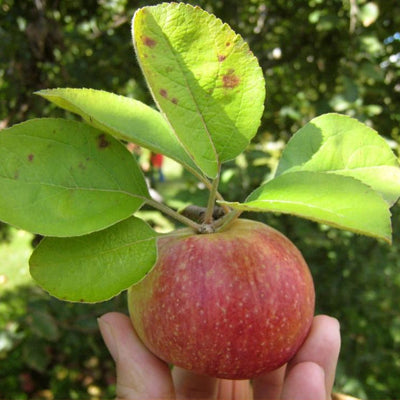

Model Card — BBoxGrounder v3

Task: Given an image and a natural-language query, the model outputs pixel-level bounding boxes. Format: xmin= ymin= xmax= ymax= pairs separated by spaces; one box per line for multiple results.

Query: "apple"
xmin=128 ymin=218 xmax=315 ymax=379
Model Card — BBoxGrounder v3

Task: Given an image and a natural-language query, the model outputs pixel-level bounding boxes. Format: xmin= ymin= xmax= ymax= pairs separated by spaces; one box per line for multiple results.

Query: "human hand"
xmin=98 ymin=313 xmax=340 ymax=400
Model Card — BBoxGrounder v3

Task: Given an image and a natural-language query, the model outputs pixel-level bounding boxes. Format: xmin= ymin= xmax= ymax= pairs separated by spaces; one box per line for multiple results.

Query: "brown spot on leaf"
xmin=78 ymin=162 xmax=86 ymax=170
xmin=159 ymin=89 xmax=178 ymax=105
xmin=222 ymin=69 xmax=240 ymax=89
xmin=97 ymin=134 xmax=110 ymax=149
xmin=218 ymin=54 xmax=226 ymax=62
xmin=27 ymin=154 xmax=34 ymax=162
xmin=14 ymin=170 xmax=19 ymax=179
xmin=226 ymin=42 xmax=231 ymax=47
xmin=142 ymin=36 xmax=157 ymax=48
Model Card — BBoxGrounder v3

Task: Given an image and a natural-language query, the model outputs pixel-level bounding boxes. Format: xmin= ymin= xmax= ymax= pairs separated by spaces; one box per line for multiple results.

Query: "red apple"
xmin=128 ymin=218 xmax=315 ymax=379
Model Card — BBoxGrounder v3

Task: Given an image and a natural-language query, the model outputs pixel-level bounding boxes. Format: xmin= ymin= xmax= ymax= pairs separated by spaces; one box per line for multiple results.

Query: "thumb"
xmin=98 ymin=312 xmax=175 ymax=400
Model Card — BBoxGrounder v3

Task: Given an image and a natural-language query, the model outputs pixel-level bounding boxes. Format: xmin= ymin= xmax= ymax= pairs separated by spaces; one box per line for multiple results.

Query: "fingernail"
xmin=98 ymin=316 xmax=119 ymax=362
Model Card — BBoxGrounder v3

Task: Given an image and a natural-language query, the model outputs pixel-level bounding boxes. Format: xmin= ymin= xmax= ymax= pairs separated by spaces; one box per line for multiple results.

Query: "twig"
xmin=180 ymin=205 xmax=225 ymax=223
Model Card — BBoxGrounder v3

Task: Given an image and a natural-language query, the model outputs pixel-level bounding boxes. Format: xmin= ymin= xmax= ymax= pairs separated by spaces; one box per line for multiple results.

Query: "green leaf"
xmin=0 ymin=118 xmax=148 ymax=237
xmin=133 ymin=3 xmax=265 ymax=178
xmin=221 ymin=171 xmax=392 ymax=242
xmin=275 ymin=113 xmax=400 ymax=206
xmin=29 ymin=217 xmax=158 ymax=303
xmin=22 ymin=338 xmax=50 ymax=372
xmin=29 ymin=310 xmax=60 ymax=341
xmin=36 ymin=88 xmax=201 ymax=177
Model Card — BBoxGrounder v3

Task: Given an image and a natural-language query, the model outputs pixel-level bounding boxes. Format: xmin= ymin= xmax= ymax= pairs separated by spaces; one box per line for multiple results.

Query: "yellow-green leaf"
xmin=276 ymin=113 xmax=400 ymax=206
xmin=37 ymin=88 xmax=201 ymax=177
xmin=133 ymin=3 xmax=265 ymax=178
xmin=221 ymin=171 xmax=392 ymax=243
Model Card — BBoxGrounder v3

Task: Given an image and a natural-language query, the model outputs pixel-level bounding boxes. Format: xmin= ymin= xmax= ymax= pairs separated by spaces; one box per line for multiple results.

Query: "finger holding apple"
xmin=98 ymin=312 xmax=340 ymax=399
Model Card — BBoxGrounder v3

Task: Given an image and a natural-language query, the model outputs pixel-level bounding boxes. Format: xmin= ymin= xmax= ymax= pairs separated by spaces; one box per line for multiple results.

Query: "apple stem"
xmin=203 ymin=172 xmax=221 ymax=225
xmin=145 ymin=198 xmax=201 ymax=231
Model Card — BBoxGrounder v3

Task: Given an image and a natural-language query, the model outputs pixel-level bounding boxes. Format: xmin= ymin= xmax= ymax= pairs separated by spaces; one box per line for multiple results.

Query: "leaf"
xmin=29 ymin=310 xmax=60 ymax=341
xmin=275 ymin=113 xmax=400 ymax=206
xmin=221 ymin=171 xmax=392 ymax=243
xmin=0 ymin=118 xmax=148 ymax=237
xmin=133 ymin=3 xmax=265 ymax=178
xmin=29 ymin=217 xmax=158 ymax=303
xmin=22 ymin=338 xmax=50 ymax=372
xmin=36 ymin=88 xmax=201 ymax=177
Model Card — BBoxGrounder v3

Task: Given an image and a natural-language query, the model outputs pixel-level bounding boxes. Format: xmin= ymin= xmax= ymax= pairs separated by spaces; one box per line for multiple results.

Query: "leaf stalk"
xmin=203 ymin=170 xmax=221 ymax=224
xmin=214 ymin=209 xmax=243 ymax=231
xmin=145 ymin=198 xmax=201 ymax=231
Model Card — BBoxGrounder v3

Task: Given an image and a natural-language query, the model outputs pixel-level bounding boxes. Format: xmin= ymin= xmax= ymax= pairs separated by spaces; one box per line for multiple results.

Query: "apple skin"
xmin=128 ymin=218 xmax=315 ymax=379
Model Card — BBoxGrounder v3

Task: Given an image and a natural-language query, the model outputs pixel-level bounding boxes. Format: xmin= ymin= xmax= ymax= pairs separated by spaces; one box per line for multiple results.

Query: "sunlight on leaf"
xmin=133 ymin=3 xmax=265 ymax=178
xmin=37 ymin=88 xmax=202 ymax=177
xmin=275 ymin=113 xmax=400 ymax=206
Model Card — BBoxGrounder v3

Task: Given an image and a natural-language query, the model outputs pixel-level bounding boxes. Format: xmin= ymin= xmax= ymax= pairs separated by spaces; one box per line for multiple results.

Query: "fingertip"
xmin=314 ymin=314 xmax=340 ymax=333
xmin=98 ymin=311 xmax=132 ymax=329
xmin=288 ymin=314 xmax=341 ymax=399
xmin=98 ymin=312 xmax=126 ymax=362
xmin=312 ymin=315 xmax=341 ymax=355
xmin=98 ymin=312 xmax=175 ymax=399
xmin=292 ymin=314 xmax=341 ymax=365
xmin=282 ymin=361 xmax=326 ymax=400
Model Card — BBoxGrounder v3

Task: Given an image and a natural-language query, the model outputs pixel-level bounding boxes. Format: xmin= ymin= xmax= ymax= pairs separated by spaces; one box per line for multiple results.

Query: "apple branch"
xmin=180 ymin=205 xmax=225 ymax=223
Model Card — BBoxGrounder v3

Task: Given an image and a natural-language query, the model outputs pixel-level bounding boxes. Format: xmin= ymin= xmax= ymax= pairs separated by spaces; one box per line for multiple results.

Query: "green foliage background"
xmin=1 ymin=0 xmax=399 ymax=398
